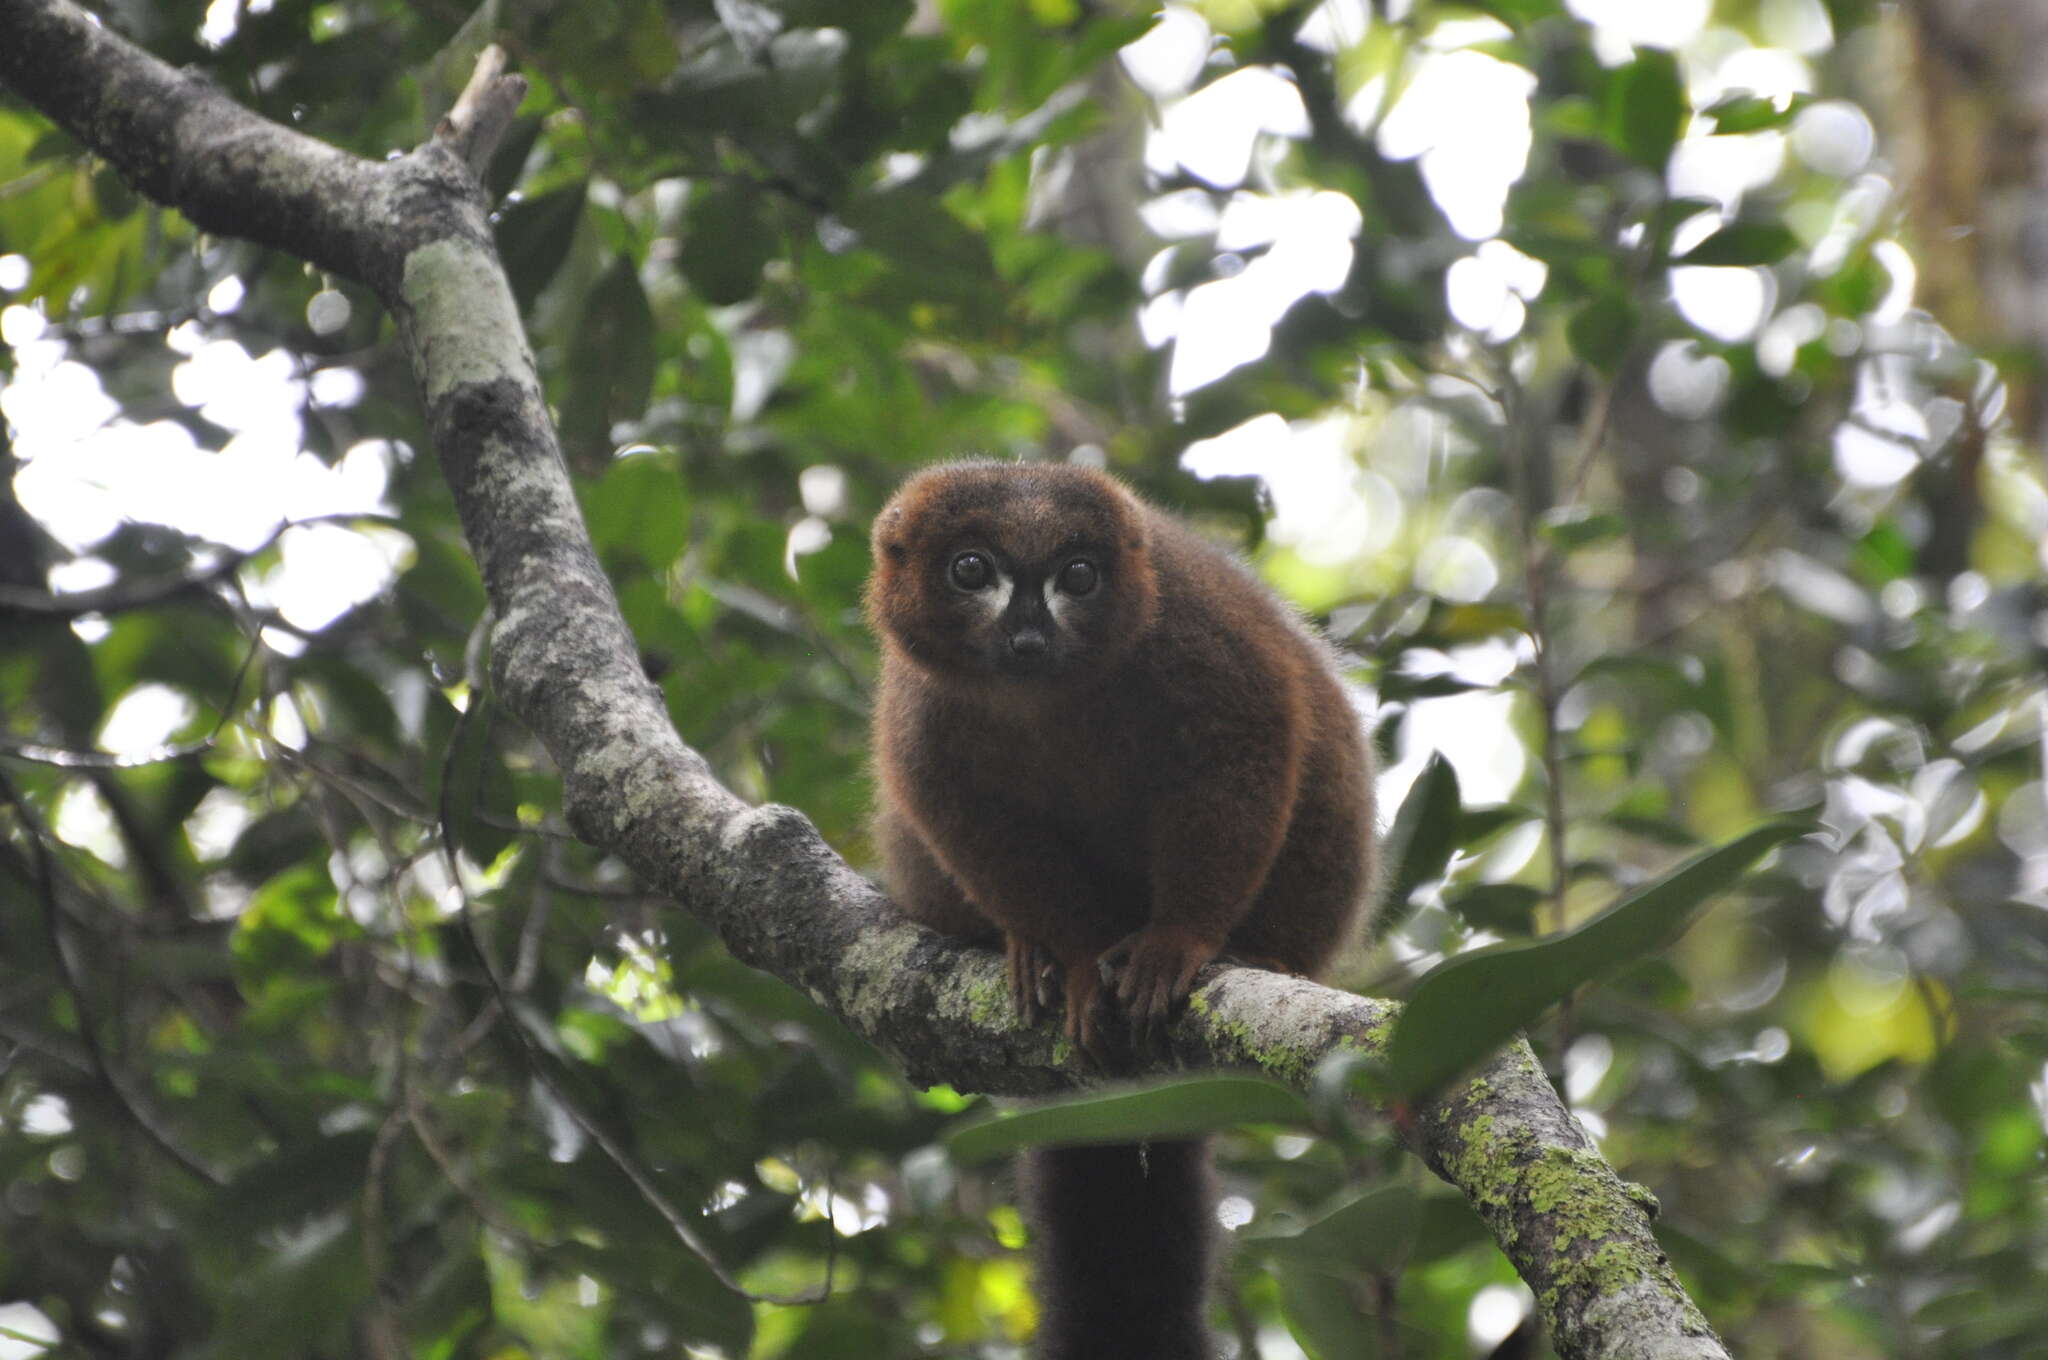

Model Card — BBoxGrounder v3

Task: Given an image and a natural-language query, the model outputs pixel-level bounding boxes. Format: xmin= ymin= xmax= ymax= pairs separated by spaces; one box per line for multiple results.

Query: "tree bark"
xmin=0 ymin=4 xmax=1728 ymax=1355
xmin=1893 ymin=0 xmax=2048 ymax=569
xmin=1904 ymin=0 xmax=2048 ymax=442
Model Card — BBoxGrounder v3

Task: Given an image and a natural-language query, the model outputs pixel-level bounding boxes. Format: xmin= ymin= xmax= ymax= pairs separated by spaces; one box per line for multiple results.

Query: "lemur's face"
xmin=866 ymin=463 xmax=1157 ymax=684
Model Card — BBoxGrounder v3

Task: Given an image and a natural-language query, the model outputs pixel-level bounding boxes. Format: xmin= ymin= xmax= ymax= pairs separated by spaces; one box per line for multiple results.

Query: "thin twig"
xmin=1496 ymin=370 xmax=1572 ymax=943
xmin=432 ymin=614 xmax=834 ymax=1307
xmin=404 ymin=1098 xmax=543 ymax=1244
xmin=509 ymin=845 xmax=558 ymax=993
xmin=1550 ymin=374 xmax=1619 ymax=538
xmin=0 ymin=769 xmax=225 ymax=1184
xmin=0 ymin=1322 xmax=57 ymax=1351
xmin=360 ymin=1099 xmax=411 ymax=1360
xmin=1373 ymin=1272 xmax=1403 ymax=1359
xmin=1221 ymin=1274 xmax=1262 ymax=1360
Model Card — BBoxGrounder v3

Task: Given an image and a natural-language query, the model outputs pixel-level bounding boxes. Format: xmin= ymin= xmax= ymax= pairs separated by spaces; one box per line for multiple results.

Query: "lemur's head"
xmin=866 ymin=461 xmax=1158 ymax=685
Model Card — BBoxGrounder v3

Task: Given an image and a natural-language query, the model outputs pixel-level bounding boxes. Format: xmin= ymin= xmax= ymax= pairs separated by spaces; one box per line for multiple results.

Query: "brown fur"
xmin=868 ymin=460 xmax=1375 ymax=1040
xmin=866 ymin=461 xmax=1377 ymax=1359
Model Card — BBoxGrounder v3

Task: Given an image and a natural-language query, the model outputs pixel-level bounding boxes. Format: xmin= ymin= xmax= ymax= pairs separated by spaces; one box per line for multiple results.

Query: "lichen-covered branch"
xmin=0 ymin=5 xmax=1727 ymax=1354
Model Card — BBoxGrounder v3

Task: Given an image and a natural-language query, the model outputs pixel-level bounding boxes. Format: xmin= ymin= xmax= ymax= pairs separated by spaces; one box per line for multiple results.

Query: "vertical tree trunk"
xmin=1896 ymin=1 xmax=2048 ymax=571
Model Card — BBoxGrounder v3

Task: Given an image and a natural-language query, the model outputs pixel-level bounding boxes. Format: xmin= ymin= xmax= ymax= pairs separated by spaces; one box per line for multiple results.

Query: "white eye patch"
xmin=1043 ymin=576 xmax=1072 ymax=625
xmin=964 ymin=569 xmax=1015 ymax=617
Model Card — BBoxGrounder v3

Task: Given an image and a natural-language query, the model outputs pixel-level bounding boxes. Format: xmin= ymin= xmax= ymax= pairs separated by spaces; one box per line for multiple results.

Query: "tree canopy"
xmin=2 ymin=1 xmax=2046 ymax=1357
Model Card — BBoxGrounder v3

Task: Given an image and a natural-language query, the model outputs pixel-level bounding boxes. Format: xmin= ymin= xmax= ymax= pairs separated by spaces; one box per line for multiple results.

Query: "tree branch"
xmin=437 ymin=43 xmax=527 ymax=178
xmin=0 ymin=5 xmax=1728 ymax=1354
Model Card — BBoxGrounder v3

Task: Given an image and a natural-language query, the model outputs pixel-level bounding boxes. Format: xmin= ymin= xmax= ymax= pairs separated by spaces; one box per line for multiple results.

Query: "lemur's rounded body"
xmin=866 ymin=461 xmax=1376 ymax=1358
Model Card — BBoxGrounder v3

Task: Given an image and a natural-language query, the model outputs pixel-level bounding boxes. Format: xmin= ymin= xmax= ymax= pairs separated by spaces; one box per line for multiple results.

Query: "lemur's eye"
xmin=1057 ymin=558 xmax=1099 ymax=596
xmin=949 ymin=551 xmax=993 ymax=591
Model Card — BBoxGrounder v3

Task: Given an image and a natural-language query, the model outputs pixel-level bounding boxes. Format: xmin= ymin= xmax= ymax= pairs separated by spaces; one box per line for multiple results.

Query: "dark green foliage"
xmin=947 ymin=1079 xmax=1310 ymax=1166
xmin=5 ymin=0 xmax=2048 ymax=1356
xmin=1376 ymin=751 xmax=1462 ymax=940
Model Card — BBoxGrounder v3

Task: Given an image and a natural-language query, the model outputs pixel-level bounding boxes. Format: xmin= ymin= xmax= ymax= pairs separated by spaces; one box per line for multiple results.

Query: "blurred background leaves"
xmin=2 ymin=0 xmax=2047 ymax=1356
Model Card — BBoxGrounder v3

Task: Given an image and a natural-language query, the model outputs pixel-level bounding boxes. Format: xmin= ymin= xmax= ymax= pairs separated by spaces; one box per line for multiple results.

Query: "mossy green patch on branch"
xmin=963 ymin=974 xmax=1013 ymax=1031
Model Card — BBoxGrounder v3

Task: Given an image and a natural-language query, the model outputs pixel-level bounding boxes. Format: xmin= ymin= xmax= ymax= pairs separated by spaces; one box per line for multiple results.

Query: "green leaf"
xmin=550 ymin=1239 xmax=755 ymax=1356
xmin=483 ymin=113 xmax=545 ymax=203
xmin=1676 ymin=223 xmax=1800 ymax=267
xmin=1408 ymin=1190 xmax=1492 ymax=1263
xmin=1457 ymin=806 xmax=1537 ymax=845
xmin=439 ymin=689 xmax=518 ymax=866
xmin=206 ymin=1131 xmax=376 ymax=1236
xmin=1465 ymin=0 xmax=1561 ymax=25
xmin=836 ymin=189 xmax=1002 ymax=323
xmin=1272 ymin=1262 xmax=1429 ymax=1359
xmin=1447 ymin=882 xmax=1544 ymax=935
xmin=194 ymin=1214 xmax=369 ymax=1359
xmin=1648 ymin=196 xmax=1722 ymax=260
xmin=586 ymin=448 xmax=690 ymax=570
xmin=1377 ymin=671 xmax=1486 ymax=703
xmin=944 ymin=1078 xmax=1307 ymax=1165
xmin=223 ymin=806 xmax=324 ymax=881
xmin=1606 ymin=50 xmax=1686 ymax=169
xmin=1703 ymin=91 xmax=1808 ymax=135
xmin=1432 ymin=602 xmax=1528 ymax=642
xmin=779 ymin=1304 xmax=900 ymax=1360
xmin=560 ymin=254 xmax=657 ymax=457
xmin=1274 ymin=1265 xmax=1363 ymax=1360
xmin=678 ymin=181 xmax=777 ymax=306
xmin=236 ymin=864 xmax=354 ymax=976
xmin=1538 ymin=507 xmax=1626 ymax=553
xmin=1604 ymin=813 xmax=1700 ymax=847
xmin=1572 ymin=653 xmax=1701 ymax=705
xmin=1567 ymin=293 xmax=1638 ymax=373
xmin=495 ymin=179 xmax=588 ymax=310
xmin=1243 ymin=1184 xmax=1421 ymax=1276
xmin=1373 ymin=753 xmax=1461 ymax=939
xmin=1388 ymin=820 xmax=1810 ymax=1095
xmin=1854 ymin=519 xmax=1917 ymax=583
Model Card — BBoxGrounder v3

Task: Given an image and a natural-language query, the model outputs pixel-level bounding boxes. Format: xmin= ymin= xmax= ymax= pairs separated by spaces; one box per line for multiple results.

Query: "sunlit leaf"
xmin=1676 ymin=223 xmax=1800 ymax=266
xmin=1703 ymin=91 xmax=1808 ymax=134
xmin=1465 ymin=0 xmax=1562 ymax=25
xmin=1606 ymin=50 xmax=1685 ymax=169
xmin=1374 ymin=752 xmax=1461 ymax=940
xmin=1855 ymin=519 xmax=1917 ymax=582
xmin=1538 ymin=507 xmax=1626 ymax=553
